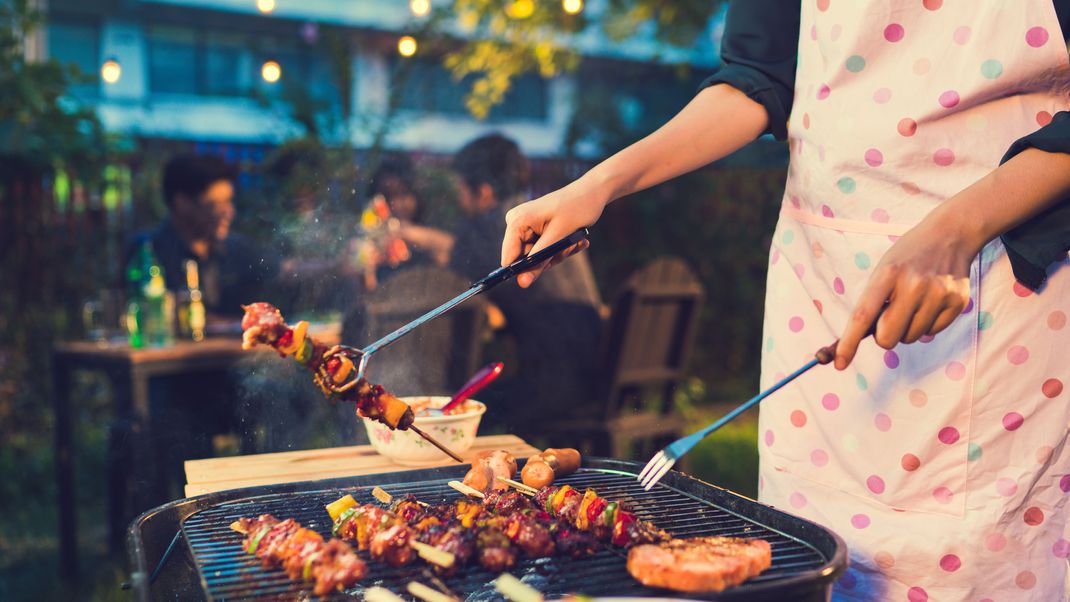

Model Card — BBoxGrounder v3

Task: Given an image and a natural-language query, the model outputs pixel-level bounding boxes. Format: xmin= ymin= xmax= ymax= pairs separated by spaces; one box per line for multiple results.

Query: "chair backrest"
xmin=359 ymin=267 xmax=487 ymax=397
xmin=600 ymin=257 xmax=705 ymax=419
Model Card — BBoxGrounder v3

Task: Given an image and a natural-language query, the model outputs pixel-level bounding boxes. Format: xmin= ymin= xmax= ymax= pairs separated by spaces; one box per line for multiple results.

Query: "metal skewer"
xmin=352 ymin=229 xmax=589 ymax=382
xmin=409 ymin=425 xmax=464 ymax=463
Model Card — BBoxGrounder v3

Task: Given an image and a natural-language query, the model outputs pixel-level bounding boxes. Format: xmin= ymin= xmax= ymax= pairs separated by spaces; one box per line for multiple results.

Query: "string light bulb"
xmin=562 ymin=0 xmax=583 ymax=14
xmin=409 ymin=0 xmax=430 ymax=17
xmin=257 ymin=0 xmax=276 ymax=13
xmin=261 ymin=60 xmax=281 ymax=83
xmin=398 ymin=36 xmax=417 ymax=57
xmin=101 ymin=59 xmax=122 ymax=84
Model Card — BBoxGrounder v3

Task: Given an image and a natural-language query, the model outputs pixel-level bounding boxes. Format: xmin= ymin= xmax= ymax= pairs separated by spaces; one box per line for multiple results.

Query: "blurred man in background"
xmin=138 ymin=153 xmax=280 ymax=320
xmin=447 ymin=134 xmax=604 ymax=433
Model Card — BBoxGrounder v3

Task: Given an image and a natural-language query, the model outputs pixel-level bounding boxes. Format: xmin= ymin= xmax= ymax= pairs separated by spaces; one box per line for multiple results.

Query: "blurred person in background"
xmin=446 ymin=134 xmax=604 ymax=434
xmin=350 ymin=156 xmax=455 ymax=290
xmin=132 ymin=153 xmax=281 ymax=321
xmin=122 ymin=153 xmax=286 ymax=502
xmin=343 ymin=156 xmax=452 ymax=342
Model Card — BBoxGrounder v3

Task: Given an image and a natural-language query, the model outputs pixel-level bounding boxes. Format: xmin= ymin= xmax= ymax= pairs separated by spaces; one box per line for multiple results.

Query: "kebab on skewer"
xmin=229 ymin=514 xmax=368 ymax=596
xmin=391 ymin=489 xmax=598 ymax=560
xmin=492 ymin=482 xmax=773 ymax=594
xmin=240 ymin=302 xmax=414 ymax=429
xmin=327 ymin=496 xmax=521 ymax=573
xmin=525 ymin=484 xmax=667 ymax=547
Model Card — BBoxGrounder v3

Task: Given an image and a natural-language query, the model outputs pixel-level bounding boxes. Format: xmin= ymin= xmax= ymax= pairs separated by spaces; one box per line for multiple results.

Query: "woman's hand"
xmin=501 ymin=182 xmax=605 ymax=288
xmin=835 ymin=207 xmax=980 ymax=370
xmin=837 ymin=147 xmax=1070 ymax=368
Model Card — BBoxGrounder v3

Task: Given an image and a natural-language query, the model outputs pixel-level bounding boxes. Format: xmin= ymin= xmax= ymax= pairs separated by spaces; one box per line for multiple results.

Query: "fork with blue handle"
xmin=637 ymin=337 xmax=844 ymax=490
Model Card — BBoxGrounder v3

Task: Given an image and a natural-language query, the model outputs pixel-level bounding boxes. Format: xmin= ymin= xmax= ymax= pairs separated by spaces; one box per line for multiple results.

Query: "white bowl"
xmin=362 ymin=396 xmax=485 ymax=466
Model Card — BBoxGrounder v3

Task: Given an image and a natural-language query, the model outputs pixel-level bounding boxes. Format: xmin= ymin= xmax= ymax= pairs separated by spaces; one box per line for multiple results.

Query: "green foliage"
xmin=0 ymin=0 xmax=108 ymax=173
xmin=445 ymin=0 xmax=583 ymax=118
xmin=684 ymin=408 xmax=759 ymax=499
xmin=440 ymin=0 xmax=723 ymax=119
xmin=602 ymin=0 xmax=721 ymax=47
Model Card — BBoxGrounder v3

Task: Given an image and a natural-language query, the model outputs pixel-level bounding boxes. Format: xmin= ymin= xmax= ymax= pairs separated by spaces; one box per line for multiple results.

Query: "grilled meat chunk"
xmin=233 ymin=514 xmax=367 ymax=595
xmin=626 ymin=536 xmax=773 ymax=593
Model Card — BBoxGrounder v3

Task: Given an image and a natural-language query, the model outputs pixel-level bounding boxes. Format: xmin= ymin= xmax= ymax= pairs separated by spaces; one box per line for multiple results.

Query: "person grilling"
xmin=499 ymin=2 xmax=1070 ymax=601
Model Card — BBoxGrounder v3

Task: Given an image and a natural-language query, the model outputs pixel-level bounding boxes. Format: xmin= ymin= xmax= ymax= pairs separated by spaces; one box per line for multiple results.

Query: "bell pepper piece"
xmin=325 ymin=494 xmax=358 ymax=522
xmin=247 ymin=525 xmax=271 ymax=554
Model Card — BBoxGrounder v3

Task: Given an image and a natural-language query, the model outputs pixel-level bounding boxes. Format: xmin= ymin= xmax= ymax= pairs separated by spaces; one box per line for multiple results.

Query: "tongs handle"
xmin=474 ymin=228 xmax=589 ymax=289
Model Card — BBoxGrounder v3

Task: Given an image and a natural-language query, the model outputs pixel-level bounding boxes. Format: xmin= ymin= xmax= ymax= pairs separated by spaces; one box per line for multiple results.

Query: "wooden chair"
xmin=357 ymin=266 xmax=487 ymax=397
xmin=539 ymin=257 xmax=705 ymax=461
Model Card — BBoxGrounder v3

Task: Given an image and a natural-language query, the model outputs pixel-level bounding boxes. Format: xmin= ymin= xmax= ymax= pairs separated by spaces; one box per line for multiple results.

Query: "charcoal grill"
xmin=128 ymin=458 xmax=846 ymax=601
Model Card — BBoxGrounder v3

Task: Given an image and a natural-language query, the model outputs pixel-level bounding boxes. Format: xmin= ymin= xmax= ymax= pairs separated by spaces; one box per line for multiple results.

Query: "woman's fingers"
xmin=501 ymin=204 xmax=539 ymax=267
xmin=902 ymin=287 xmax=946 ymax=344
xmin=839 ymin=267 xmax=971 ymax=368
xmin=928 ymin=278 xmax=970 ymax=335
xmin=904 ymin=278 xmax=968 ymax=342
xmin=873 ymin=275 xmax=925 ymax=349
xmin=928 ymin=304 xmax=963 ymax=335
xmin=513 ymin=220 xmax=574 ymax=288
xmin=836 ymin=267 xmax=896 ymax=370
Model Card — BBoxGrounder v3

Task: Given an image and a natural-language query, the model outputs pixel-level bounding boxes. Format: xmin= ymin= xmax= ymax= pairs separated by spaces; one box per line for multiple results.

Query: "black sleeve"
xmin=697 ymin=0 xmax=801 ymax=140
xmin=998 ymin=110 xmax=1070 ymax=291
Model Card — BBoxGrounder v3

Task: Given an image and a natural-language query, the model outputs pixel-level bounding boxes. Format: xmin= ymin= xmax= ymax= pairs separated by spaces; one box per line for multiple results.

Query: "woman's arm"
xmin=835 ymin=147 xmax=1070 ymax=368
xmin=500 ymin=0 xmax=800 ymax=285
xmin=502 ymin=83 xmax=769 ymax=287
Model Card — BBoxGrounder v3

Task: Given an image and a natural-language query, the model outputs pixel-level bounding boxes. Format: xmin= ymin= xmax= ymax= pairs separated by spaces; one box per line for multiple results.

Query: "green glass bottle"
xmin=125 ymin=241 xmax=150 ymax=348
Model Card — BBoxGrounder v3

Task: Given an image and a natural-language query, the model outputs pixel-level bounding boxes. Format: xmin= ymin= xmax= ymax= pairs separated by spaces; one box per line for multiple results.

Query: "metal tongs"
xmin=322 ymin=228 xmax=590 ymax=389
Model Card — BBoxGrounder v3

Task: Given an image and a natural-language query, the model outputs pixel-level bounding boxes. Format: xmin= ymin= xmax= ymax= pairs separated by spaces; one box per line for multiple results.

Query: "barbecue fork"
xmin=638 ymin=339 xmax=843 ymax=490
xmin=324 ymin=229 xmax=589 ymax=387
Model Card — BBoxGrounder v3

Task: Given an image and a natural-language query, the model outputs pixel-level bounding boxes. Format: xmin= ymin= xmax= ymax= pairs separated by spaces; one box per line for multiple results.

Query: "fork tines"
xmin=637 ymin=451 xmax=677 ymax=491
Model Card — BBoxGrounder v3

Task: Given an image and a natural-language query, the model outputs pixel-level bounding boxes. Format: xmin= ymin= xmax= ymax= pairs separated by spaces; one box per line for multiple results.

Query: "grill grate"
xmin=181 ymin=468 xmax=836 ymax=601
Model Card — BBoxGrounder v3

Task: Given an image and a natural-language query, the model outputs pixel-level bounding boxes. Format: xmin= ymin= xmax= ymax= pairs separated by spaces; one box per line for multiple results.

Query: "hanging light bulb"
xmin=261 ymin=60 xmax=281 ymax=83
xmin=101 ymin=58 xmax=122 ymax=84
xmin=397 ymin=36 xmax=417 ymax=57
xmin=257 ymin=0 xmax=276 ymax=13
xmin=562 ymin=0 xmax=583 ymax=14
xmin=409 ymin=0 xmax=430 ymax=17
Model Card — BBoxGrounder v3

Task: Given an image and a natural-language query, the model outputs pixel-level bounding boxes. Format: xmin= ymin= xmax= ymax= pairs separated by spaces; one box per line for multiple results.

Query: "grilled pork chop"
xmin=626 ymin=536 xmax=773 ymax=593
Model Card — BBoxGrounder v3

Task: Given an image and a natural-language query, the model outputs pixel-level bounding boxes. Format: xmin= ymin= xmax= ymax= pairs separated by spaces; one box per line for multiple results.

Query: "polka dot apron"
xmin=759 ymin=2 xmax=1070 ymax=600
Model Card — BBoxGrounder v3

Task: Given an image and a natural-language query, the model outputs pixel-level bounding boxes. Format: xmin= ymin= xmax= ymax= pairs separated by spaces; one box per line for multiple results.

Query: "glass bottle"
xmin=124 ymin=241 xmax=150 ymax=348
xmin=177 ymin=259 xmax=206 ymax=342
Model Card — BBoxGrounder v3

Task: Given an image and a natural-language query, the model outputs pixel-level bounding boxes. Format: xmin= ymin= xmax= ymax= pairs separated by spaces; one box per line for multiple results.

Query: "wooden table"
xmin=52 ymin=331 xmax=337 ymax=579
xmin=184 ymin=434 xmax=539 ymax=496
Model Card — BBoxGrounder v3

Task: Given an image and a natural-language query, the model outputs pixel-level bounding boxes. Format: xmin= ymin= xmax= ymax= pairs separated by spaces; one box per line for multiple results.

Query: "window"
xmin=148 ymin=26 xmax=197 ymax=95
xmin=393 ymin=58 xmax=547 ymax=121
xmin=144 ymin=25 xmax=340 ymax=109
xmin=202 ymin=32 xmax=249 ymax=96
xmin=47 ymin=20 xmax=100 ymax=98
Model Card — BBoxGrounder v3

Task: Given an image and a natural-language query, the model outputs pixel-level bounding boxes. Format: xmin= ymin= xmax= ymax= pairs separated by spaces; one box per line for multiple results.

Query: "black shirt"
xmin=450 ymin=204 xmax=604 ymax=414
xmin=133 ymin=218 xmax=281 ymax=318
xmin=703 ymin=0 xmax=1070 ymax=290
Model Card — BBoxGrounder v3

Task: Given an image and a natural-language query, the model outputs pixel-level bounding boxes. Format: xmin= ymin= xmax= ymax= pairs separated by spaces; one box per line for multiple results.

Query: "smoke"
xmin=231 ymin=352 xmax=365 ymax=452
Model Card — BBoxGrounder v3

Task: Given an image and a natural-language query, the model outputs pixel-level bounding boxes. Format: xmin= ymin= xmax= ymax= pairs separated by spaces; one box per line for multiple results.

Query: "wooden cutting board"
xmin=184 ymin=434 xmax=539 ymax=497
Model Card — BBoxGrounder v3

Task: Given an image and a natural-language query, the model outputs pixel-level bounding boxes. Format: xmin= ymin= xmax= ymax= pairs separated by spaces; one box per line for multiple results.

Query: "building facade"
xmin=44 ymin=0 xmax=723 ymax=158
